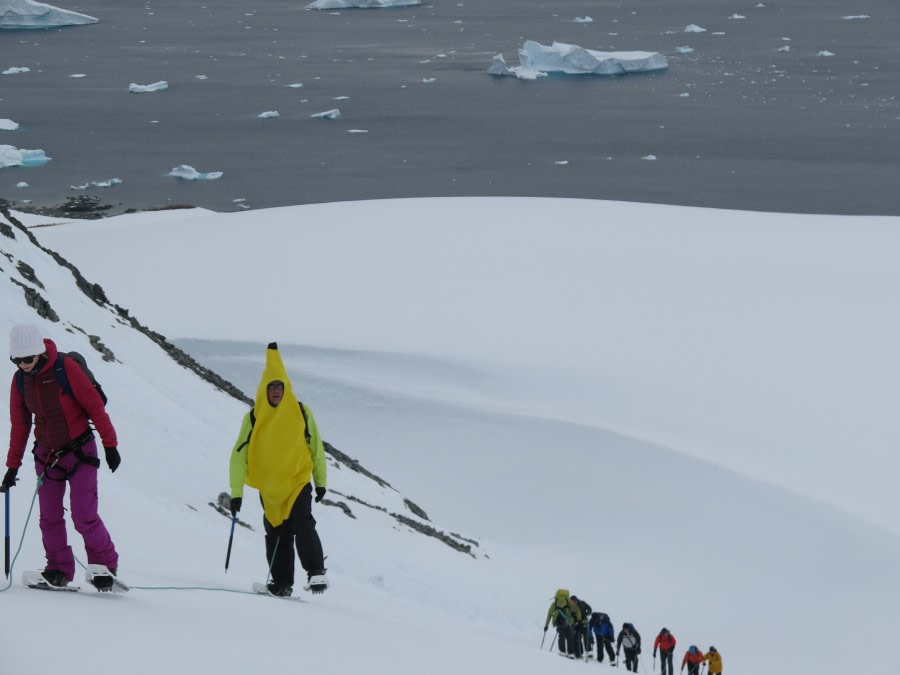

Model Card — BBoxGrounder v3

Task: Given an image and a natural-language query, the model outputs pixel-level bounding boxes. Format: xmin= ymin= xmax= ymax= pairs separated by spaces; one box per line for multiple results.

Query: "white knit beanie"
xmin=9 ymin=323 xmax=45 ymax=358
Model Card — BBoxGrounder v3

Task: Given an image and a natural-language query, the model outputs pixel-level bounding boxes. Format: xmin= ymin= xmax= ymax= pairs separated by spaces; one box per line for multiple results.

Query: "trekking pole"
xmin=541 ymin=630 xmax=546 ymax=649
xmin=224 ymin=513 xmax=237 ymax=571
xmin=4 ymin=489 xmax=10 ymax=578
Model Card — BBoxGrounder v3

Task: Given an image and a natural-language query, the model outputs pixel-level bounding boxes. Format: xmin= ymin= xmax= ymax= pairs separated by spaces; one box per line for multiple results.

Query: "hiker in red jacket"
xmin=654 ymin=627 xmax=677 ymax=675
xmin=2 ymin=324 xmax=121 ymax=589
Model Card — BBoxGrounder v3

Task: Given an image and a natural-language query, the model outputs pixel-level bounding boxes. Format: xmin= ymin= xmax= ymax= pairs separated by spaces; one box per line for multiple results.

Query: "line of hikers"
xmin=543 ymin=589 xmax=723 ymax=674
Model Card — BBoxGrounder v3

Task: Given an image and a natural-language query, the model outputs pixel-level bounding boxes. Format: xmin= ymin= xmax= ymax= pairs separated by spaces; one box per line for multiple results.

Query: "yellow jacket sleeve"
xmin=229 ymin=411 xmax=253 ymax=498
xmin=305 ymin=405 xmax=327 ymax=489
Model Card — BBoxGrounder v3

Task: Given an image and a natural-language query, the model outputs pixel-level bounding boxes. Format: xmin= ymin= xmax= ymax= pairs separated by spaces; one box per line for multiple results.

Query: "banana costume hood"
xmin=241 ymin=343 xmax=312 ymax=525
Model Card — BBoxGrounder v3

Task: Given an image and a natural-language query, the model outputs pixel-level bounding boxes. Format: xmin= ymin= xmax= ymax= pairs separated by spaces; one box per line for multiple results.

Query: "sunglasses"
xmin=10 ymin=354 xmax=39 ymax=365
xmin=266 ymin=382 xmax=285 ymax=390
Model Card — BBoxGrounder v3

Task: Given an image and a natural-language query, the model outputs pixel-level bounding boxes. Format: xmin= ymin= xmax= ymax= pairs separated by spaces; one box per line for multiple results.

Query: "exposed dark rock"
xmin=331 ymin=490 xmax=476 ymax=558
xmin=16 ymin=260 xmax=44 ymax=289
xmin=323 ymin=441 xmax=393 ymax=490
xmin=10 ymin=278 xmax=59 ymax=321
xmin=403 ymin=498 xmax=429 ymax=521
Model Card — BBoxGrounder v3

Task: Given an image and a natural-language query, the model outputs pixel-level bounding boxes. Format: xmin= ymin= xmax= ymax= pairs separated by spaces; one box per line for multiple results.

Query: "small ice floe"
xmin=842 ymin=15 xmax=870 ymax=20
xmin=684 ymin=24 xmax=706 ymax=32
xmin=679 ymin=92 xmax=690 ymax=97
xmin=196 ymin=75 xmax=208 ymax=80
xmin=288 ymin=83 xmax=304 ymax=88
xmin=574 ymin=16 xmax=593 ymax=23
xmin=347 ymin=129 xmax=368 ymax=133
xmin=778 ymin=45 xmax=791 ymax=52
xmin=711 ymin=32 xmax=726 ymax=35
xmin=675 ymin=46 xmax=694 ymax=54
xmin=258 ymin=111 xmax=280 ymax=118
xmin=311 ymin=109 xmax=341 ymax=119
xmin=818 ymin=50 xmax=835 ymax=57
xmin=167 ymin=165 xmax=223 ymax=180
xmin=0 ymin=119 xmax=19 ymax=130
xmin=0 ymin=145 xmax=51 ymax=168
xmin=642 ymin=155 xmax=657 ymax=161
xmin=129 ymin=81 xmax=168 ymax=93
xmin=70 ymin=178 xmax=122 ymax=189
xmin=756 ymin=3 xmax=766 ymax=7
xmin=70 ymin=73 xmax=86 ymax=78
xmin=307 ymin=0 xmax=421 ymax=8
xmin=422 ymin=77 xmax=436 ymax=83
xmin=17 ymin=182 xmax=28 ymax=188
xmin=2 ymin=67 xmax=30 ymax=75
xmin=489 ymin=41 xmax=668 ymax=79
xmin=554 ymin=160 xmax=569 ymax=165
xmin=729 ymin=14 xmax=746 ymax=19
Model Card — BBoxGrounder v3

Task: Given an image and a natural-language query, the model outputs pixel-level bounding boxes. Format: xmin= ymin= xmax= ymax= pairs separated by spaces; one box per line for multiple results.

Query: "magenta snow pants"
xmin=34 ymin=438 xmax=118 ymax=581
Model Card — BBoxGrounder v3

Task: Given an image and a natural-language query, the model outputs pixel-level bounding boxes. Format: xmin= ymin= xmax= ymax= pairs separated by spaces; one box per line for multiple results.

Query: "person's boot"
xmin=90 ymin=567 xmax=117 ymax=591
xmin=41 ymin=569 xmax=68 ymax=587
xmin=306 ymin=569 xmax=328 ymax=594
xmin=266 ymin=580 xmax=293 ymax=597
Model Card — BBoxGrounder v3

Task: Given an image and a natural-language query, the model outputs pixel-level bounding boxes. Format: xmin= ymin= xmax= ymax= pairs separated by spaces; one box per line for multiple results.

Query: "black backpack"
xmin=16 ymin=351 xmax=107 ymax=406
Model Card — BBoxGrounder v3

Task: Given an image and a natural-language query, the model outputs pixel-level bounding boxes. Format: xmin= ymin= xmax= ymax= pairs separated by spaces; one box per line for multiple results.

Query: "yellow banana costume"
xmin=229 ymin=343 xmax=325 ymax=526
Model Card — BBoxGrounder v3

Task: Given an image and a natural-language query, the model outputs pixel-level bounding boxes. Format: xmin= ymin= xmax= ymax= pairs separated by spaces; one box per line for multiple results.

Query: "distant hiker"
xmin=681 ymin=645 xmax=704 ymax=675
xmin=2 ymin=324 xmax=121 ymax=589
xmin=543 ymin=588 xmax=583 ymax=658
xmin=654 ymin=627 xmax=677 ymax=675
xmin=229 ymin=342 xmax=329 ymax=596
xmin=703 ymin=646 xmax=723 ymax=674
xmin=589 ymin=611 xmax=617 ymax=664
xmin=617 ymin=622 xmax=642 ymax=672
xmin=570 ymin=594 xmax=593 ymax=656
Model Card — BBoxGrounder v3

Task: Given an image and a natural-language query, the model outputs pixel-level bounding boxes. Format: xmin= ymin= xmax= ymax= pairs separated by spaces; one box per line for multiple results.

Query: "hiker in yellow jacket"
xmin=703 ymin=646 xmax=723 ymax=674
xmin=229 ymin=342 xmax=329 ymax=596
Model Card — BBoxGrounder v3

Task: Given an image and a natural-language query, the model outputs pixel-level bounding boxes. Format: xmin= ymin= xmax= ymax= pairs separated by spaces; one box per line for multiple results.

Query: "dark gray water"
xmin=2 ymin=0 xmax=898 ymax=215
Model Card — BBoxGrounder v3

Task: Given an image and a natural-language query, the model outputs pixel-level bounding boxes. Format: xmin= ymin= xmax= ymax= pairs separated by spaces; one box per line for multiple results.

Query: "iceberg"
xmin=0 ymin=0 xmax=98 ymax=28
xmin=311 ymin=109 xmax=342 ymax=120
xmin=129 ymin=81 xmax=168 ymax=93
xmin=0 ymin=145 xmax=51 ymax=168
xmin=489 ymin=41 xmax=668 ymax=79
xmin=167 ymin=165 xmax=222 ymax=181
xmin=307 ymin=0 xmax=420 ymax=9
xmin=0 ymin=119 xmax=20 ymax=130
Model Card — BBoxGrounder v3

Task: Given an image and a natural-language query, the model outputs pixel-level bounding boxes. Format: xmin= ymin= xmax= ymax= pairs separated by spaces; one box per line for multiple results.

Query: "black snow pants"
xmin=623 ymin=647 xmax=640 ymax=672
xmin=660 ymin=649 xmax=674 ymax=675
xmin=556 ymin=623 xmax=580 ymax=657
xmin=598 ymin=637 xmax=616 ymax=662
xmin=262 ymin=483 xmax=325 ymax=586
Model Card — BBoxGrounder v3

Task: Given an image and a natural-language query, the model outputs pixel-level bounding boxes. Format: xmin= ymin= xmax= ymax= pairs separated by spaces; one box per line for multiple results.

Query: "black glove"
xmin=315 ymin=486 xmax=327 ymax=503
xmin=104 ymin=447 xmax=121 ymax=473
xmin=230 ymin=496 xmax=242 ymax=515
xmin=654 ymin=652 xmax=658 ymax=658
xmin=543 ymin=626 xmax=548 ymax=633
xmin=0 ymin=467 xmax=18 ymax=492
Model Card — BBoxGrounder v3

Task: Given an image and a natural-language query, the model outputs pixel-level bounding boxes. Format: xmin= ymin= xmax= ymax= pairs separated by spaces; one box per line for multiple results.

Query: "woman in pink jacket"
xmin=2 ymin=324 xmax=121 ymax=589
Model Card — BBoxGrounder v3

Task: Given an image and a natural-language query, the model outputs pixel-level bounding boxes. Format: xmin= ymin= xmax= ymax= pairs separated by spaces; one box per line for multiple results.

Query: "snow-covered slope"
xmin=7 ymin=198 xmax=900 ymax=675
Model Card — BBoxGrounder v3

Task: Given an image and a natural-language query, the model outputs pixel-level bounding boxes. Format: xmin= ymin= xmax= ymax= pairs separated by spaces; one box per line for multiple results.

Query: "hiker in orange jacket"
xmin=681 ymin=645 xmax=704 ymax=675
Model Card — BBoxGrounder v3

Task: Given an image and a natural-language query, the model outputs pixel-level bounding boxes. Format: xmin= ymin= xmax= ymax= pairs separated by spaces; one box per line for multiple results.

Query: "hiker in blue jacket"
xmin=590 ymin=611 xmax=617 ymax=664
